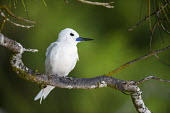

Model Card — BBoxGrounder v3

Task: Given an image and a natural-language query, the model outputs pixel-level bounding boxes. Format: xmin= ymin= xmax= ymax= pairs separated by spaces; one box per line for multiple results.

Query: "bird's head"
xmin=57 ymin=28 xmax=93 ymax=44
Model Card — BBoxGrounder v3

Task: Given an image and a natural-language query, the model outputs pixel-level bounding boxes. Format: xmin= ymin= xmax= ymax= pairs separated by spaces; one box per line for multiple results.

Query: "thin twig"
xmin=160 ymin=22 xmax=170 ymax=34
xmin=0 ymin=5 xmax=36 ymax=24
xmin=128 ymin=2 xmax=170 ymax=31
xmin=23 ymin=48 xmax=38 ymax=52
xmin=0 ymin=8 xmax=34 ymax=28
xmin=154 ymin=54 xmax=170 ymax=66
xmin=157 ymin=22 xmax=164 ymax=45
xmin=106 ymin=45 xmax=170 ymax=76
xmin=6 ymin=18 xmax=34 ymax=28
xmin=149 ymin=20 xmax=159 ymax=51
xmin=156 ymin=13 xmax=170 ymax=34
xmin=137 ymin=76 xmax=170 ymax=84
xmin=0 ymin=15 xmax=6 ymax=32
xmin=64 ymin=0 xmax=69 ymax=4
xmin=76 ymin=0 xmax=114 ymax=8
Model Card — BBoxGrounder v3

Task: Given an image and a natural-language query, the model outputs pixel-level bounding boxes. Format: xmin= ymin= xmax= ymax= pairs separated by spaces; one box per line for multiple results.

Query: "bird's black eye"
xmin=70 ymin=33 xmax=74 ymax=36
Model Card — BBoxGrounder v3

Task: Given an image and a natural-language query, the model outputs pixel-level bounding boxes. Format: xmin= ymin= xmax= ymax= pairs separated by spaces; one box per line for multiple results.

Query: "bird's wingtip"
xmin=34 ymin=89 xmax=44 ymax=101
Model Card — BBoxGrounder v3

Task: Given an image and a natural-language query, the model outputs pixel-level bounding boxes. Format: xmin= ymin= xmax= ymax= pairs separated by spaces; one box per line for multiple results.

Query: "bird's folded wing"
xmin=45 ymin=42 xmax=59 ymax=74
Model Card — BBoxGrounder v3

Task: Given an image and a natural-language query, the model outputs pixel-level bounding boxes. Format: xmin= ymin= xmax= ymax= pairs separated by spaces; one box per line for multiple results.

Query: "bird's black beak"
xmin=76 ymin=37 xmax=94 ymax=41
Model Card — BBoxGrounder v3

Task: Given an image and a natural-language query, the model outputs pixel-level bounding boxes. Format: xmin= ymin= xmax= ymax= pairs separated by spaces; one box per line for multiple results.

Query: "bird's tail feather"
xmin=34 ymin=85 xmax=55 ymax=104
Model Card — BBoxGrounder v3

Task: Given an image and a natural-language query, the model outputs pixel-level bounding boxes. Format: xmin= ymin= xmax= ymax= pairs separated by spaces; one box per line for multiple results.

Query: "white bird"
xmin=34 ymin=28 xmax=93 ymax=104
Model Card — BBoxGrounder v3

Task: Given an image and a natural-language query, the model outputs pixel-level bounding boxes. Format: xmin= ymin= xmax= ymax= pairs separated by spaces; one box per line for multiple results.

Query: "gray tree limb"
xmin=2 ymin=33 xmax=170 ymax=113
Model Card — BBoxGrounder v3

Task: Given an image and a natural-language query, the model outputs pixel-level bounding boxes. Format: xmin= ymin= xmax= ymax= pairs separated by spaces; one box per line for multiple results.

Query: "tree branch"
xmin=138 ymin=75 xmax=170 ymax=84
xmin=128 ymin=1 xmax=170 ymax=31
xmin=1 ymin=33 xmax=170 ymax=113
xmin=76 ymin=0 xmax=114 ymax=8
xmin=0 ymin=6 xmax=35 ymax=31
xmin=0 ymin=6 xmax=35 ymax=24
xmin=106 ymin=45 xmax=170 ymax=76
xmin=131 ymin=86 xmax=151 ymax=113
xmin=160 ymin=22 xmax=170 ymax=34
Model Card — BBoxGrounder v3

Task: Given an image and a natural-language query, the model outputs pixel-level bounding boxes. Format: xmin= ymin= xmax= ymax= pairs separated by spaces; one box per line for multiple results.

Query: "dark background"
xmin=0 ymin=0 xmax=170 ymax=113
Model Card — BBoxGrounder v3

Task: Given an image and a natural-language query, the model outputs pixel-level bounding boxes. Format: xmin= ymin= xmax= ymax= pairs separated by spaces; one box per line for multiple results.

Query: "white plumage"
xmin=34 ymin=28 xmax=93 ymax=104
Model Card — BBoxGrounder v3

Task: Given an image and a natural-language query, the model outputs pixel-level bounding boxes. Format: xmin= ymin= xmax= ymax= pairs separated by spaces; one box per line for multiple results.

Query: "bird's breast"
xmin=47 ymin=44 xmax=78 ymax=76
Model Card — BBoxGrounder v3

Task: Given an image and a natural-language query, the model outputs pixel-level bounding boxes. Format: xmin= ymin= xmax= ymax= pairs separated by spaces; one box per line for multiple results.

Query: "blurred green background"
xmin=0 ymin=0 xmax=170 ymax=113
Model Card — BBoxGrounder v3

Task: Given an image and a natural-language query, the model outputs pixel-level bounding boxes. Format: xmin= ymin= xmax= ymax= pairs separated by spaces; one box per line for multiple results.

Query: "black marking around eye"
xmin=70 ymin=33 xmax=74 ymax=36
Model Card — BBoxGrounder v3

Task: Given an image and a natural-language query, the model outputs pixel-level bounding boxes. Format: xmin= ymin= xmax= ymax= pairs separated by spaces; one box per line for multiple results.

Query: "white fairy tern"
xmin=34 ymin=28 xmax=93 ymax=104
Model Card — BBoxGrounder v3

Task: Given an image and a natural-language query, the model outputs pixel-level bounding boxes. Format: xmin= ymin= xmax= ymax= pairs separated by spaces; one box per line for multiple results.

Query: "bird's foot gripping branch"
xmin=1 ymin=33 xmax=170 ymax=113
